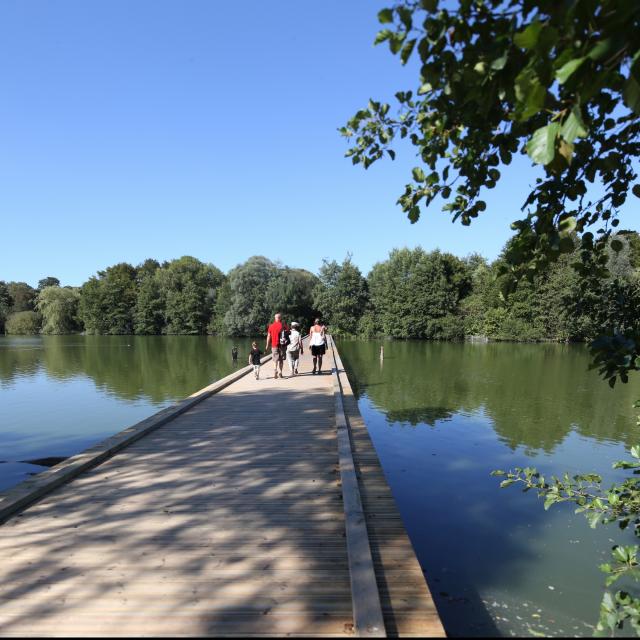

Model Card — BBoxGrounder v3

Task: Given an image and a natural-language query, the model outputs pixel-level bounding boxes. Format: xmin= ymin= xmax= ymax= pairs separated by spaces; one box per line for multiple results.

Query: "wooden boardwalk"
xmin=0 ymin=340 xmax=444 ymax=637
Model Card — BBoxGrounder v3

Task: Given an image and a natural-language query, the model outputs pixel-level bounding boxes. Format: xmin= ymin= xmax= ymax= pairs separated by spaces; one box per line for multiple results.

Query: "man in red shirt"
xmin=265 ymin=313 xmax=288 ymax=379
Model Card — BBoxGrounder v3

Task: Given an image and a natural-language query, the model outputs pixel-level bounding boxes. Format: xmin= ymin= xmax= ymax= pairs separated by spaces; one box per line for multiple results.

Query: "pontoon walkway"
xmin=0 ymin=338 xmax=444 ymax=637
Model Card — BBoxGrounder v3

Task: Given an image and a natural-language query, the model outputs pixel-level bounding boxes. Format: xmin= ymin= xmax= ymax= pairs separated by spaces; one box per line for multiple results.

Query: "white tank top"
xmin=310 ymin=328 xmax=325 ymax=346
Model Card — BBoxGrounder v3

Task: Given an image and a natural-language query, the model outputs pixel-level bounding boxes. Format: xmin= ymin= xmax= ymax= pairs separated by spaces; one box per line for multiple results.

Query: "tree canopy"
xmin=37 ymin=277 xmax=60 ymax=290
xmin=7 ymin=282 xmax=36 ymax=313
xmin=220 ymin=256 xmax=279 ymax=336
xmin=0 ymin=282 xmax=12 ymax=333
xmin=369 ymin=248 xmax=471 ymax=339
xmin=36 ymin=286 xmax=82 ymax=335
xmin=79 ymin=263 xmax=138 ymax=335
xmin=313 ymin=257 xmax=369 ymax=336
xmin=3 ymin=238 xmax=638 ymax=342
xmin=343 ymin=0 xmax=640 ymax=383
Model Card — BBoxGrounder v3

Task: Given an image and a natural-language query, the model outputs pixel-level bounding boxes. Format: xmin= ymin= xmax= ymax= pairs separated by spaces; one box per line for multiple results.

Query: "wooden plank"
xmin=0 ymin=339 xmax=359 ymax=637
xmin=0 ymin=351 xmax=274 ymax=525
xmin=0 ymin=335 xmax=444 ymax=638
xmin=331 ymin=347 xmax=386 ymax=638
xmin=332 ymin=339 xmax=447 ymax=638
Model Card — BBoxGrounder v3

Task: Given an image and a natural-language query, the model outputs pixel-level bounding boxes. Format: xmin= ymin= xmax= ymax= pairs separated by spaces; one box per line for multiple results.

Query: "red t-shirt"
xmin=268 ymin=321 xmax=288 ymax=348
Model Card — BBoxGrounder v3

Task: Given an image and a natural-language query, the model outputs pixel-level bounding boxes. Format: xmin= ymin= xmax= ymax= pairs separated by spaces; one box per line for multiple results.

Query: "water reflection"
xmin=0 ymin=335 xmax=254 ymax=403
xmin=0 ymin=335 xmax=255 ymax=491
xmin=339 ymin=340 xmax=640 ymax=637
xmin=341 ymin=340 xmax=640 ymax=451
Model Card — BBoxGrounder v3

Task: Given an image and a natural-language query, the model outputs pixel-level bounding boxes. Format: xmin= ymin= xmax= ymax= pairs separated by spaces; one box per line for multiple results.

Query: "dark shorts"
xmin=272 ymin=347 xmax=285 ymax=362
xmin=311 ymin=344 xmax=326 ymax=356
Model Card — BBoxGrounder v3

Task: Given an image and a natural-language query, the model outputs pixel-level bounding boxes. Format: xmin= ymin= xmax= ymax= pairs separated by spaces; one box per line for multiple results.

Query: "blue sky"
xmin=0 ymin=0 xmax=636 ymax=287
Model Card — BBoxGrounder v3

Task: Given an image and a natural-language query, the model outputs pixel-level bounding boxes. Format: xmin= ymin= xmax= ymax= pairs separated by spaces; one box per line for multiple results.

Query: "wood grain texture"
xmin=331 ymin=341 xmax=447 ymax=638
xmin=0 ymin=338 xmax=445 ymax=638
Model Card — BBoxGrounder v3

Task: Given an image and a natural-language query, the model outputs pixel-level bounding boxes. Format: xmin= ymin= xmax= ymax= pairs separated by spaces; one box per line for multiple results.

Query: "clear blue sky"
xmin=0 ymin=0 xmax=636 ymax=287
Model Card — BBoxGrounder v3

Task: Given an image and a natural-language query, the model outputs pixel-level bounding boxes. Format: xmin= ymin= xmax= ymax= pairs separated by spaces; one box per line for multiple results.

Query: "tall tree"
xmin=208 ymin=280 xmax=232 ymax=335
xmin=135 ymin=259 xmax=161 ymax=284
xmin=157 ymin=257 xmax=224 ymax=334
xmin=367 ymin=248 xmax=471 ymax=339
xmin=36 ymin=286 xmax=82 ymax=334
xmin=37 ymin=277 xmax=60 ymax=290
xmin=223 ymin=256 xmax=279 ymax=336
xmin=313 ymin=257 xmax=369 ymax=336
xmin=133 ymin=259 xmax=164 ymax=334
xmin=7 ymin=282 xmax=36 ymax=312
xmin=78 ymin=263 xmax=137 ymax=334
xmin=266 ymin=268 xmax=319 ymax=328
xmin=134 ymin=272 xmax=165 ymax=335
xmin=0 ymin=281 xmax=13 ymax=333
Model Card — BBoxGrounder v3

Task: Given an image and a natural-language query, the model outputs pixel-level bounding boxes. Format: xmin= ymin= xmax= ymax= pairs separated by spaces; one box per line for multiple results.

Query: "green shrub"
xmin=5 ymin=311 xmax=41 ymax=335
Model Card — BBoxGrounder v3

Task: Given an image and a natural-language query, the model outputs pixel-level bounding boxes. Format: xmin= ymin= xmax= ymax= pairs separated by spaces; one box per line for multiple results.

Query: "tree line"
xmin=1 ymin=234 xmax=638 ymax=340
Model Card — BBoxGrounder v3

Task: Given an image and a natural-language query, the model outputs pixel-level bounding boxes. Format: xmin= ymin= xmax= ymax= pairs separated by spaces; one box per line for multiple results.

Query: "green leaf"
xmin=560 ymin=107 xmax=588 ymax=143
xmin=378 ymin=8 xmax=393 ymax=24
xmin=611 ymin=239 xmax=624 ymax=252
xmin=500 ymin=479 xmax=515 ymax=488
xmin=556 ymin=57 xmax=586 ymax=84
xmin=490 ymin=52 xmax=508 ymax=71
xmin=389 ymin=31 xmax=407 ymax=54
xmin=396 ymin=6 xmax=412 ymax=31
xmin=558 ymin=216 xmax=577 ymax=234
xmin=412 ymin=167 xmax=426 ymax=182
xmin=473 ymin=61 xmax=486 ymax=74
xmin=557 ymin=138 xmax=574 ymax=167
xmin=400 ymin=39 xmax=416 ymax=65
xmin=632 ymin=185 xmax=640 ymax=199
xmin=420 ymin=0 xmax=438 ymax=10
xmin=526 ymin=123 xmax=560 ymax=165
xmin=374 ymin=29 xmax=393 ymax=46
xmin=588 ymin=38 xmax=614 ymax=62
xmin=514 ymin=66 xmax=546 ymax=119
xmin=588 ymin=511 xmax=601 ymax=528
xmin=513 ymin=21 xmax=543 ymax=50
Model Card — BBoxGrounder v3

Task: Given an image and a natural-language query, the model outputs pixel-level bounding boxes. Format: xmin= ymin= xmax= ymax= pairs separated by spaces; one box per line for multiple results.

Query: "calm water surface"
xmin=0 ymin=335 xmax=253 ymax=490
xmin=2 ymin=336 xmax=639 ymax=636
xmin=339 ymin=340 xmax=640 ymax=637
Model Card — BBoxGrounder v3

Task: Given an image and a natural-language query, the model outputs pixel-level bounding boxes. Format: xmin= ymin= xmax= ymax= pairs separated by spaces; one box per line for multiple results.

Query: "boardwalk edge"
xmin=0 ymin=353 xmax=273 ymax=525
xmin=331 ymin=337 xmax=387 ymax=638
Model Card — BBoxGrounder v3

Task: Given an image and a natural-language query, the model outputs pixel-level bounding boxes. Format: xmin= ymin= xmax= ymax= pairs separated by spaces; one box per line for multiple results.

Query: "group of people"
xmin=247 ymin=314 xmax=327 ymax=380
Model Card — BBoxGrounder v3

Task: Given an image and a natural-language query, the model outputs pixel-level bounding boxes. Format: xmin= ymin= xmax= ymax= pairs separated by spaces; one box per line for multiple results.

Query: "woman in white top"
xmin=286 ymin=322 xmax=303 ymax=377
xmin=309 ymin=318 xmax=326 ymax=374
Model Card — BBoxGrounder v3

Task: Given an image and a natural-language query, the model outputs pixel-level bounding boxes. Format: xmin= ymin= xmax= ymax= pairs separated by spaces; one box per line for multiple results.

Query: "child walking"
xmin=249 ymin=342 xmax=262 ymax=379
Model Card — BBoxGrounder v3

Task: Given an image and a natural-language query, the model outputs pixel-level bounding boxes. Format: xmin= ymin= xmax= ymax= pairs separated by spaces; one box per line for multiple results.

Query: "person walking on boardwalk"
xmin=309 ymin=318 xmax=326 ymax=374
xmin=286 ymin=321 xmax=303 ymax=377
xmin=248 ymin=341 xmax=262 ymax=379
xmin=266 ymin=313 xmax=289 ymax=379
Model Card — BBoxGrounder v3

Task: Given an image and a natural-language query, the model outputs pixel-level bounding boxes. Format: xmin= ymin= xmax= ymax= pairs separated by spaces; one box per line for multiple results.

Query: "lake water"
xmin=1 ymin=335 xmax=639 ymax=636
xmin=0 ymin=335 xmax=253 ymax=490
xmin=339 ymin=340 xmax=640 ymax=637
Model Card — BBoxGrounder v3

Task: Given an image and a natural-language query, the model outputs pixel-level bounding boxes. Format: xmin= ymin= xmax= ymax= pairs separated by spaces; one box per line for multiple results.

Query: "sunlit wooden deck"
xmin=0 ymin=340 xmax=444 ymax=637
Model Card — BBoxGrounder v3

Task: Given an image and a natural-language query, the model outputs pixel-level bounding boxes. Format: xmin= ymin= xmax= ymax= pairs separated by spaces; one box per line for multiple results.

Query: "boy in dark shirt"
xmin=249 ymin=342 xmax=262 ymax=379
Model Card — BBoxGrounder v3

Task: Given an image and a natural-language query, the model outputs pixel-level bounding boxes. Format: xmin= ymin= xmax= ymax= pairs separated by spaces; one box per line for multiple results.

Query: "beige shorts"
xmin=272 ymin=347 xmax=285 ymax=362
